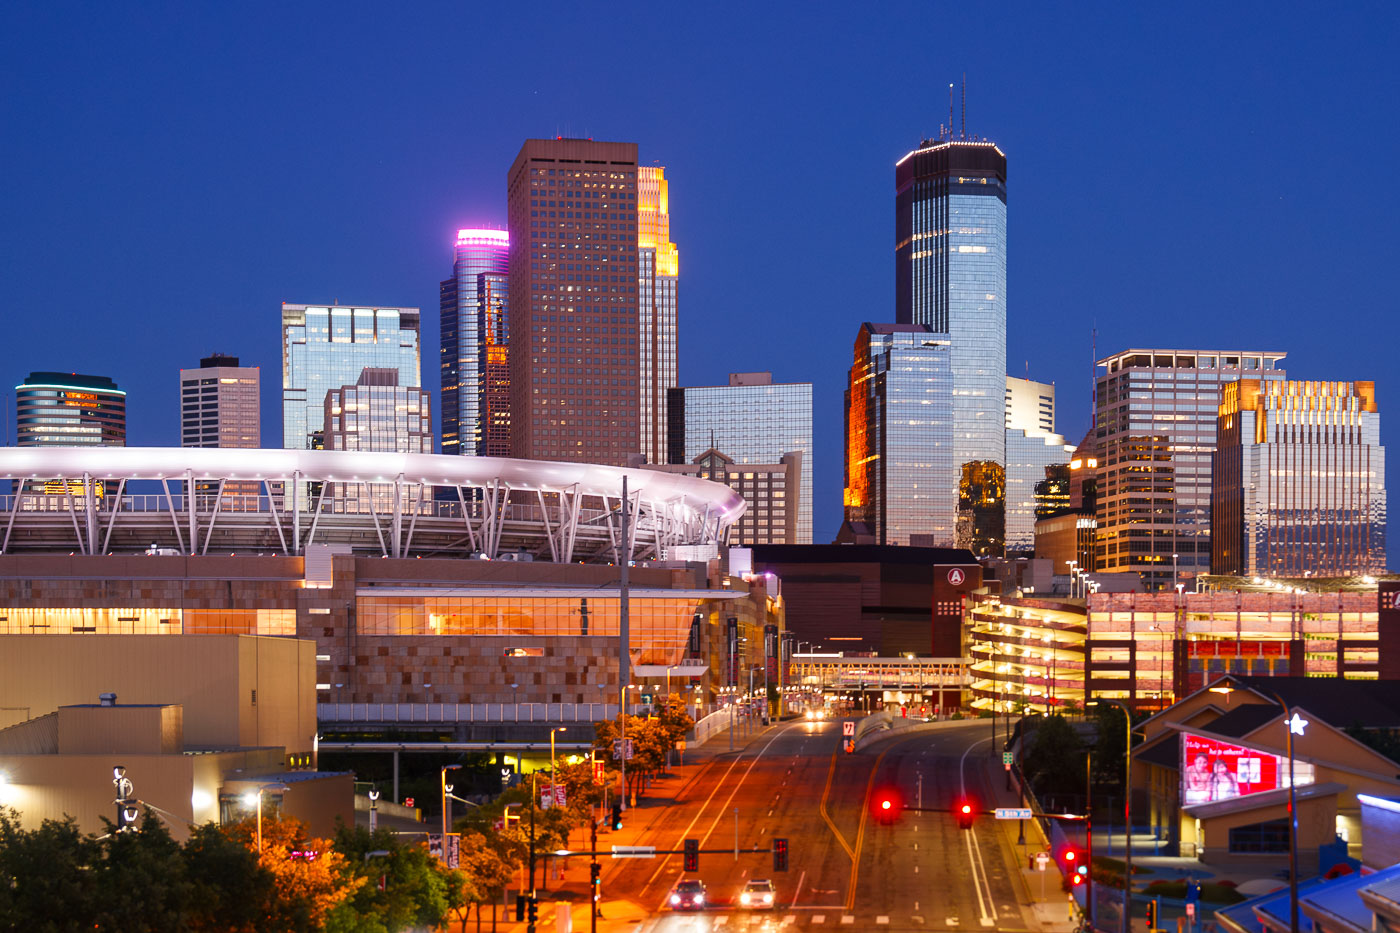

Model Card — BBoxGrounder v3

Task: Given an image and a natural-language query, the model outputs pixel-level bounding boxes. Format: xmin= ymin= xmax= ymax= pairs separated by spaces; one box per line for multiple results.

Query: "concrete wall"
xmin=0 ymin=635 xmax=316 ymax=753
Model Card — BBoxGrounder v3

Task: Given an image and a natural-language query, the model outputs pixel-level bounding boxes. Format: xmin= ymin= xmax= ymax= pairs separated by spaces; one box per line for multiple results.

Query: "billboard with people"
xmin=1180 ymin=732 xmax=1315 ymax=806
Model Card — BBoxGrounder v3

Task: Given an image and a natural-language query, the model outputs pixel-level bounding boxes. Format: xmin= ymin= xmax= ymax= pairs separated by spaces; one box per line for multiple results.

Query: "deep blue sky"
xmin=3 ymin=2 xmax=1398 ymax=545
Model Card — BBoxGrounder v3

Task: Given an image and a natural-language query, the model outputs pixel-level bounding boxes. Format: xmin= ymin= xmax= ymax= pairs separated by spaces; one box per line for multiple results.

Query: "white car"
xmin=739 ymin=878 xmax=776 ymax=909
xmin=804 ymin=708 xmax=827 ymax=721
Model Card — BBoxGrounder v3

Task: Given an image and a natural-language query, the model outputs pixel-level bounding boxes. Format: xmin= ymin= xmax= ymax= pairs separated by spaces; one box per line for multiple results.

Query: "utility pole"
xmin=590 ymin=807 xmax=599 ymax=933
xmin=1086 ymin=750 xmax=1094 ymax=931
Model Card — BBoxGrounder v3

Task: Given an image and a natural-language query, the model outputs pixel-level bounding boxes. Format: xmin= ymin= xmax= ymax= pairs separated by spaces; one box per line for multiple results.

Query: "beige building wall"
xmin=0 ymin=635 xmax=316 ymax=753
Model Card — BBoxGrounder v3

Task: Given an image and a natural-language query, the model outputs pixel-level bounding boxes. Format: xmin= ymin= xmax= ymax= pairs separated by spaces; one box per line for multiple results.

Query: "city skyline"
xmin=2 ymin=4 xmax=1396 ymax=550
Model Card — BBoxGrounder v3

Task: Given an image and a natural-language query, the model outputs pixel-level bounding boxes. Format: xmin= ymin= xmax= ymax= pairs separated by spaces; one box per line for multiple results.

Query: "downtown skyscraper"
xmin=896 ymin=136 xmax=1008 ymax=484
xmin=638 ymin=165 xmax=679 ymax=465
xmin=507 ymin=139 xmax=641 ymax=466
xmin=281 ymin=304 xmax=421 ymax=450
xmin=875 ymin=134 xmax=1008 ymax=548
xmin=440 ymin=229 xmax=510 ymax=457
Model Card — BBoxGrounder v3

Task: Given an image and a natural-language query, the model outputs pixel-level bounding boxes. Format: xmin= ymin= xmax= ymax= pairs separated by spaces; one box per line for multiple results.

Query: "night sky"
xmin=3 ymin=3 xmax=1397 ymax=549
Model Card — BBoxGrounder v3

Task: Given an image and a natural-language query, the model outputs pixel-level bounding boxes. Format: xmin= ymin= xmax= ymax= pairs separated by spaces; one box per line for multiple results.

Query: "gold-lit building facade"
xmin=1214 ymin=379 xmax=1386 ymax=577
xmin=638 ymin=165 xmax=679 ymax=467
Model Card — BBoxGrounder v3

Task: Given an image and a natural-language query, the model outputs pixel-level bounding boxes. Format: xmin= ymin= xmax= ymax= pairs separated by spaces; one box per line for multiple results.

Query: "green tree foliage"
xmin=328 ymin=822 xmax=455 ymax=933
xmin=0 ymin=808 xmax=100 ymax=932
xmin=92 ymin=810 xmax=195 ymax=932
xmin=182 ymin=822 xmax=278 ymax=932
xmin=1091 ymin=702 xmax=1131 ymax=785
xmin=1020 ymin=714 xmax=1086 ymax=797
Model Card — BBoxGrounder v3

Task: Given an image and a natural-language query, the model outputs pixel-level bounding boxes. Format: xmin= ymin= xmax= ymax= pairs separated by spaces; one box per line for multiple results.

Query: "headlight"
xmin=671 ymin=895 xmax=680 ymax=905
xmin=741 ymin=893 xmax=751 ymax=905
xmin=694 ymin=894 xmax=704 ymax=905
xmin=764 ymin=893 xmax=773 ymax=904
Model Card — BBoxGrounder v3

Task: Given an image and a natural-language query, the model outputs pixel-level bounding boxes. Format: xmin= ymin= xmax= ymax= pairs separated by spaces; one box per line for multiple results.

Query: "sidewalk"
xmin=487 ymin=714 xmax=774 ymax=932
xmin=978 ymin=750 xmax=1082 ymax=933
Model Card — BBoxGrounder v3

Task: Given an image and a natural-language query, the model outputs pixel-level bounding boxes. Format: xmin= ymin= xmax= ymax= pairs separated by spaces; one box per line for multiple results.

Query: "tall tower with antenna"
xmin=892 ymin=82 xmax=1008 ymax=549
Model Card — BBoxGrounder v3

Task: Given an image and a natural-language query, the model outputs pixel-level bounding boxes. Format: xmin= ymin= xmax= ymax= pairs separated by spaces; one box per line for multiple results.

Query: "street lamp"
xmin=510 ymin=683 xmax=520 ymax=721
xmin=1094 ymin=699 xmax=1133 ymax=933
xmin=240 ymin=784 xmax=288 ymax=854
xmin=1271 ymin=692 xmax=1304 ymax=933
xmin=368 ymin=788 xmax=379 ymax=833
xmin=440 ymin=764 xmax=462 ymax=840
xmin=550 ymin=727 xmax=567 ymax=785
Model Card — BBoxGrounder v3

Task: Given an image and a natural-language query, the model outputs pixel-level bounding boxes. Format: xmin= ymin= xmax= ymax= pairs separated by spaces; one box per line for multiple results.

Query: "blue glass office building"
xmin=843 ymin=324 xmax=955 ymax=546
xmin=281 ymin=304 xmax=421 ymax=450
xmin=896 ymin=139 xmax=1008 ymax=477
xmin=667 ymin=374 xmax=813 ymax=544
xmin=440 ymin=230 xmax=510 ymax=456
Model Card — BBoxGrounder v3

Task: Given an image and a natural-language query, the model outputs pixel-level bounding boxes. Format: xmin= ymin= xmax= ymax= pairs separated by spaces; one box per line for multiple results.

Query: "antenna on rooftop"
xmin=948 ymin=84 xmax=954 ymax=141
xmin=961 ymin=74 xmax=967 ymax=139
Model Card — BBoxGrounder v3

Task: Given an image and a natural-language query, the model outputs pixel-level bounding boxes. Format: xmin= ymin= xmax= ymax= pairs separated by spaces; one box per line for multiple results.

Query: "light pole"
xmin=510 ymin=683 xmax=520 ymax=721
xmin=1095 ymin=700 xmax=1133 ymax=933
xmin=240 ymin=784 xmax=286 ymax=853
xmin=1172 ymin=552 xmax=1179 ymax=594
xmin=1271 ymin=692 xmax=1302 ymax=933
xmin=441 ymin=764 xmax=461 ymax=840
xmin=550 ymin=727 xmax=567 ymax=786
xmin=368 ymin=787 xmax=379 ymax=833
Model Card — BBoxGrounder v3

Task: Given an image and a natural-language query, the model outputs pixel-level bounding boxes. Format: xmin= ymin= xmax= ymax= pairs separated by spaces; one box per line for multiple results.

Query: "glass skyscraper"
xmin=281 ymin=304 xmax=421 ymax=450
xmin=1214 ymin=379 xmax=1385 ymax=576
xmin=896 ymin=138 xmax=1008 ymax=476
xmin=1004 ymin=430 xmax=1074 ymax=556
xmin=668 ymin=373 xmax=813 ymax=544
xmin=440 ymin=229 xmax=510 ymax=456
xmin=16 ymin=372 xmax=126 ymax=448
xmin=1094 ymin=348 xmax=1286 ymax=589
xmin=638 ymin=166 xmax=679 ymax=466
xmin=843 ymin=324 xmax=954 ymax=546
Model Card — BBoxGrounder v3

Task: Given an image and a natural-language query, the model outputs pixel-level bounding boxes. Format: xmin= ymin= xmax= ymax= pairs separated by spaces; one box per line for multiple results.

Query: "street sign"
xmin=610 ymin=845 xmax=656 ymax=859
xmin=842 ymin=721 xmax=856 ymax=737
xmin=1035 ymin=852 xmax=1049 ymax=872
xmin=404 ymin=797 xmax=415 ymax=807
xmin=995 ymin=807 xmax=1033 ymax=820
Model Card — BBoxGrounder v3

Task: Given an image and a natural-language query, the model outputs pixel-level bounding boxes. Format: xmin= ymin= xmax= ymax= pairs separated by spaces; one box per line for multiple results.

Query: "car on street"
xmin=738 ymin=878 xmax=777 ymax=909
xmin=804 ymin=708 xmax=827 ymax=721
xmin=669 ymin=879 xmax=707 ymax=910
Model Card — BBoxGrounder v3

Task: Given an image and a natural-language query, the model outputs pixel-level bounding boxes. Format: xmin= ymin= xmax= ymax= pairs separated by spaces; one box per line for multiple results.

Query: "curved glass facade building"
xmin=440 ymin=229 xmax=510 ymax=456
xmin=16 ymin=372 xmax=126 ymax=448
xmin=896 ymin=139 xmax=1008 ymax=476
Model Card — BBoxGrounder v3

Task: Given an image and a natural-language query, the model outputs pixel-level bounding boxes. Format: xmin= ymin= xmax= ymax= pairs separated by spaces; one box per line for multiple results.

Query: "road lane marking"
xmin=841 ymin=915 xmax=854 ymax=924
xmin=812 ymin=917 xmax=824 ymax=925
xmin=877 ymin=917 xmax=890 ymax=925
xmin=790 ymin=869 xmax=806 ymax=907
xmin=963 ymin=826 xmax=998 ymax=928
xmin=640 ymin=722 xmax=803 ymax=904
xmin=818 ymin=750 xmax=855 ymax=860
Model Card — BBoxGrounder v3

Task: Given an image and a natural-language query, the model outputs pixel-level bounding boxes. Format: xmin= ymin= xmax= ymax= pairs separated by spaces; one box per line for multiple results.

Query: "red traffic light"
xmin=872 ymin=787 xmax=903 ymax=823
xmin=960 ymin=803 xmax=972 ymax=815
xmin=1063 ymin=849 xmax=1076 ymax=862
xmin=955 ymin=799 xmax=976 ymax=829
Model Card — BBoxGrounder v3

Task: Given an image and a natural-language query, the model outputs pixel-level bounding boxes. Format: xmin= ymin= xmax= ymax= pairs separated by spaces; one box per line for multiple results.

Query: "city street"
xmin=576 ymin=718 xmax=1045 ymax=932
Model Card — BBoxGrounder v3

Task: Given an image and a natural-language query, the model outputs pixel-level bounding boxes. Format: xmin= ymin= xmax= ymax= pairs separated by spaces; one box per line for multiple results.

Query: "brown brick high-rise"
xmin=508 ymin=139 xmax=640 ymax=465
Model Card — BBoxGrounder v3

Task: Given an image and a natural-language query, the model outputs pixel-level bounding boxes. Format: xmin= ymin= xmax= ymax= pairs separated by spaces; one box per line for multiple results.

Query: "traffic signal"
xmin=872 ymin=787 xmax=903 ymax=823
xmin=515 ymin=895 xmax=526 ymax=921
xmin=683 ymin=838 xmax=699 ymax=872
xmin=1062 ymin=848 xmax=1088 ymax=885
xmin=956 ymin=800 xmax=975 ymax=830
xmin=527 ymin=897 xmax=538 ymax=924
xmin=773 ymin=837 xmax=789 ymax=872
xmin=590 ymin=861 xmax=601 ymax=894
xmin=1146 ymin=898 xmax=1158 ymax=930
xmin=610 ymin=801 xmax=623 ymax=831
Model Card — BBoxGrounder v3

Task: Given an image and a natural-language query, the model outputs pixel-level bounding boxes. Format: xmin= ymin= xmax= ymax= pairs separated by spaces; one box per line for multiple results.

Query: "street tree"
xmin=92 ymin=809 xmax=194 ymax=933
xmin=224 ymin=814 xmax=364 ymax=932
xmin=0 ymin=808 xmax=100 ymax=932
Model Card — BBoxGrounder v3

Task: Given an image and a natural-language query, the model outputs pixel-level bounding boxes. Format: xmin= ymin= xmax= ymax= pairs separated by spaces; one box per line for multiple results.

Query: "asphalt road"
xmin=599 ymin=717 xmax=1038 ymax=932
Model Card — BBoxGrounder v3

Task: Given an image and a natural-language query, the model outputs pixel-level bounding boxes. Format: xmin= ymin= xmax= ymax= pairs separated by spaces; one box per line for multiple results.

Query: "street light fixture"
xmin=1093 ymin=699 xmax=1133 ymax=933
xmin=240 ymin=783 xmax=288 ymax=854
xmin=440 ymin=764 xmax=462 ymax=840
xmin=550 ymin=727 xmax=567 ymax=785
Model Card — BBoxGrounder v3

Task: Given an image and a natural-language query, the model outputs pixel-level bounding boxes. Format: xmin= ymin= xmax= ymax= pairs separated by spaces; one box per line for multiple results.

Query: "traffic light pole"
xmin=590 ymin=814 xmax=599 ymax=933
xmin=528 ymin=773 xmax=538 ymax=933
